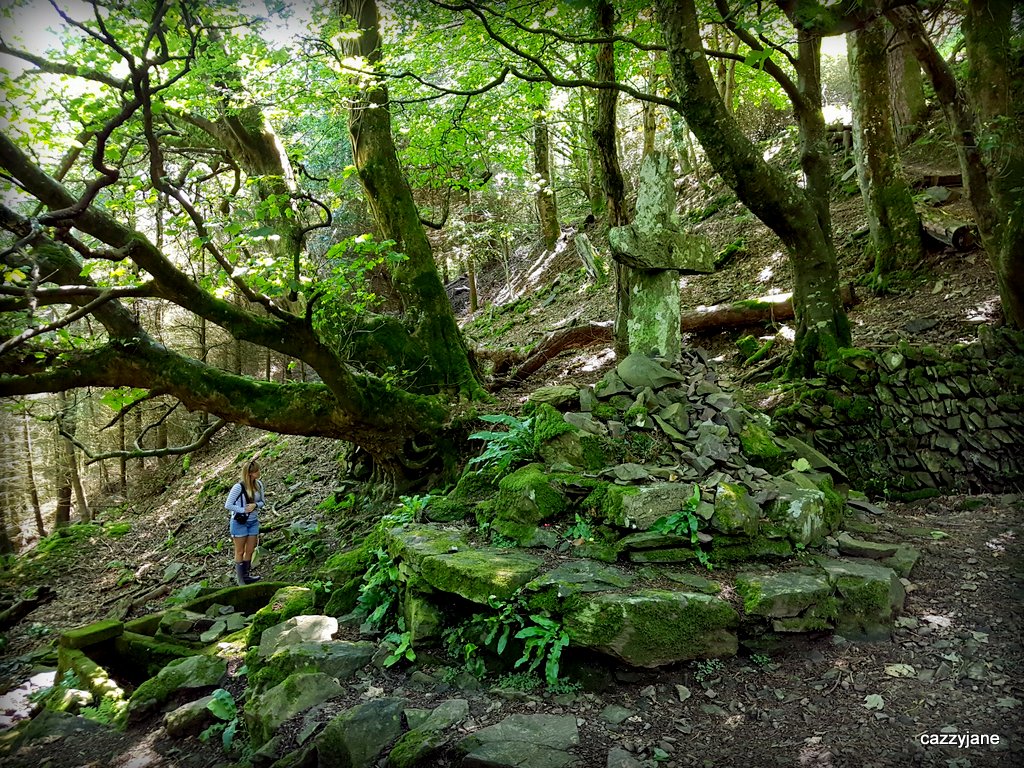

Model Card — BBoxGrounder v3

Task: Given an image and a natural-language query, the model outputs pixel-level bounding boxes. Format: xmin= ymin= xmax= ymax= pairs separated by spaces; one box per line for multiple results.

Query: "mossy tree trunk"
xmin=656 ymin=0 xmax=850 ymax=376
xmin=339 ymin=0 xmax=486 ymax=401
xmin=889 ymin=1 xmax=1024 ymax=328
xmin=849 ymin=16 xmax=923 ymax=293
xmin=531 ymin=94 xmax=561 ymax=251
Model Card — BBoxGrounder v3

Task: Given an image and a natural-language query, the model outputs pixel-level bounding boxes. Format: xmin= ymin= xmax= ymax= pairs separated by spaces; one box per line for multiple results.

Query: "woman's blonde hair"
xmin=240 ymin=459 xmax=260 ymax=500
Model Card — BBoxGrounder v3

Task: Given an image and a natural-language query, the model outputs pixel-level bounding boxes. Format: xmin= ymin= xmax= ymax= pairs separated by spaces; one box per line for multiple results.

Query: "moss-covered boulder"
xmin=418 ymin=548 xmax=544 ymax=605
xmin=597 ymin=483 xmax=704 ymax=530
xmin=427 ymin=467 xmax=500 ymax=523
xmin=247 ymin=672 xmax=345 ymax=748
xmin=564 ymin=589 xmax=739 ymax=667
xmin=388 ymin=698 xmax=469 ymax=768
xmin=313 ymin=697 xmax=406 ymax=767
xmin=765 ymin=472 xmax=844 ymax=546
xmin=817 ymin=558 xmax=905 ymax=640
xmin=258 ymin=615 xmax=338 ymax=659
xmin=247 ymin=586 xmax=316 ymax=647
xmin=126 ymin=654 xmax=226 ymax=723
xmin=250 ymin=639 xmax=374 ymax=695
xmin=711 ymin=482 xmax=760 ymax=537
xmin=494 ymin=464 xmax=568 ymax=527
xmin=739 ymin=421 xmax=785 ymax=473
xmin=323 ymin=546 xmax=373 ymax=617
xmin=402 ymin=589 xmax=443 ymax=644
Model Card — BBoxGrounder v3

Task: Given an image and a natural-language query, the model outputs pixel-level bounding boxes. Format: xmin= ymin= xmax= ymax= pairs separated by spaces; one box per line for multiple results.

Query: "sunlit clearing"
xmin=758 ymin=266 xmax=774 ymax=282
xmin=822 ymin=104 xmax=852 ymax=124
xmin=779 ymin=325 xmax=796 ymax=341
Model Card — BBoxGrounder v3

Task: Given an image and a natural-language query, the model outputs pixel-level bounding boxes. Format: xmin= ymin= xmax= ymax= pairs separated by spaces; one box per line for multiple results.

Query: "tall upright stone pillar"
xmin=609 ymin=152 xmax=714 ymax=360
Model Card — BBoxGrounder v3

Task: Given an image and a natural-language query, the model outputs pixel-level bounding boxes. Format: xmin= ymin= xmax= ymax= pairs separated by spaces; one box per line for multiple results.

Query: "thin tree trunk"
xmin=887 ymin=24 xmax=926 ymax=147
xmin=533 ymin=100 xmax=560 ymax=250
xmin=58 ymin=392 xmax=90 ymax=521
xmin=849 ymin=16 xmax=923 ymax=292
xmin=21 ymin=411 xmax=45 ymax=537
xmin=580 ymin=92 xmax=606 ymax=217
xmin=670 ymin=112 xmax=695 ymax=175
xmin=0 ymin=416 xmax=18 ymax=554
xmin=642 ymin=53 xmax=659 ymax=157
xmin=467 ymin=251 xmax=478 ymax=313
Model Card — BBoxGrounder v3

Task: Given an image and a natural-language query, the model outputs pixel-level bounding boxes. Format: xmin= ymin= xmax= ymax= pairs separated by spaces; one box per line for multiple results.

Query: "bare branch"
xmin=61 ymin=417 xmax=228 ymax=465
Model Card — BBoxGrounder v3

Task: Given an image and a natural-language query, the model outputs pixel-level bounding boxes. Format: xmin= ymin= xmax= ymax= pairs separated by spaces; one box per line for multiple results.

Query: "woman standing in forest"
xmin=225 ymin=459 xmax=265 ymax=585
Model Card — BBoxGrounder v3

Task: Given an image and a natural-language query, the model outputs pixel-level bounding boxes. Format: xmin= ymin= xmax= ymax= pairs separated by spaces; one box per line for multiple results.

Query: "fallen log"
xmin=916 ymin=205 xmax=977 ymax=251
xmin=484 ymin=285 xmax=859 ymax=388
xmin=679 ymin=284 xmax=859 ymax=334
xmin=0 ymin=585 xmax=54 ymax=630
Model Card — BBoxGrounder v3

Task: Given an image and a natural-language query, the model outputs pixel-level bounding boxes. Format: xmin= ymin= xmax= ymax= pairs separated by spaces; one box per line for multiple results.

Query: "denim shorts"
xmin=229 ymin=514 xmax=259 ymax=538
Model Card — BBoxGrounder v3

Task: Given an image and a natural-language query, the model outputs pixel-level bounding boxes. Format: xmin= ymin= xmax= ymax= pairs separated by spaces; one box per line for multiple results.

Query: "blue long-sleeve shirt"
xmin=225 ymin=480 xmax=265 ymax=517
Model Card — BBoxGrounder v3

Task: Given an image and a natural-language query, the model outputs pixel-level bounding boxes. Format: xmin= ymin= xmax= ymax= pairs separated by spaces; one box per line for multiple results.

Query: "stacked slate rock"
xmin=774 ymin=329 xmax=1024 ymax=495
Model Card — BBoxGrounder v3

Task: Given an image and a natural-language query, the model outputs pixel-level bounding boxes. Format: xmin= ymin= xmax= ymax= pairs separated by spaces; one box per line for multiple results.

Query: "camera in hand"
xmin=233 ymin=511 xmax=249 ymax=523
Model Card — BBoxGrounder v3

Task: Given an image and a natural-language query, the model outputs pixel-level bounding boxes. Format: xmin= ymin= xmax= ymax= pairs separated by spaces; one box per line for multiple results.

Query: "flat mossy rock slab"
xmin=418 ymin=548 xmax=544 ymax=605
xmin=882 ymin=544 xmax=921 ymax=578
xmin=735 ymin=571 xmax=831 ymax=618
xmin=527 ymin=561 xmax=635 ymax=597
xmin=528 ymin=386 xmax=580 ymax=408
xmin=459 ymin=713 xmax=580 ymax=768
xmin=386 ymin=525 xmax=467 ymax=569
xmin=59 ymin=618 xmax=123 ymax=649
xmin=642 ymin=568 xmax=721 ymax=594
xmin=836 ymin=533 xmax=900 ymax=559
xmin=163 ymin=695 xmax=214 ymax=738
xmin=816 ymin=558 xmax=906 ymax=641
xmin=127 ymin=654 xmax=226 ymax=722
xmin=262 ymin=640 xmax=375 ymax=681
xmin=564 ymin=590 xmax=738 ymax=668
xmin=258 ymin=615 xmax=338 ymax=659
xmin=247 ymin=672 xmax=345 ymax=748
xmin=314 ymin=697 xmax=406 ymax=768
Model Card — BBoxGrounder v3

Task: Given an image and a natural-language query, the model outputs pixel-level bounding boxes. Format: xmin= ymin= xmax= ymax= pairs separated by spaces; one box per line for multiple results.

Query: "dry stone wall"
xmin=773 ymin=329 xmax=1024 ymax=497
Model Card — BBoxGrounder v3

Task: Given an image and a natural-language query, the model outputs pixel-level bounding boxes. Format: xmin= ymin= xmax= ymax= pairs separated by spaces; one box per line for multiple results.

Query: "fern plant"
xmin=468 ymin=414 xmax=535 ymax=475
xmin=515 ymin=614 xmax=570 ymax=686
xmin=650 ymin=485 xmax=712 ymax=569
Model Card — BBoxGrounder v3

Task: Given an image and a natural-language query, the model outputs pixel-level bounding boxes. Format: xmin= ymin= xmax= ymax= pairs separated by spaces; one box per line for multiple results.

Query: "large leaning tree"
xmin=0 ymin=0 xmax=484 ymax=487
